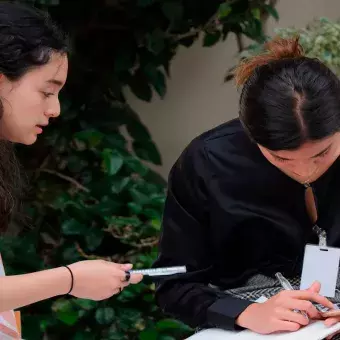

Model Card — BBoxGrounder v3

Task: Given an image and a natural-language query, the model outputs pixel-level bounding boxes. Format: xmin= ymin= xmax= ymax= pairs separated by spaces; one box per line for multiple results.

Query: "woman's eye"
xmin=275 ymin=157 xmax=288 ymax=163
xmin=42 ymin=92 xmax=54 ymax=98
xmin=319 ymin=150 xmax=329 ymax=158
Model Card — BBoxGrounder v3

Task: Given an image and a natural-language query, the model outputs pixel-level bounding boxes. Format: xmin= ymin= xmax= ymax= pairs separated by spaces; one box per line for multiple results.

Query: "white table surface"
xmin=186 ymin=328 xmax=236 ymax=339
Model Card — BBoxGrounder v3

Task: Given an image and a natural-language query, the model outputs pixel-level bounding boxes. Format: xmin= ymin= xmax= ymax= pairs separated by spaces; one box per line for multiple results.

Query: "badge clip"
xmin=313 ymin=224 xmax=327 ymax=248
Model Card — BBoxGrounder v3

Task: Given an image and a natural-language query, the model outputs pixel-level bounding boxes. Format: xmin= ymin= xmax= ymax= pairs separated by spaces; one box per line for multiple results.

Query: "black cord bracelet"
xmin=64 ymin=265 xmax=74 ymax=294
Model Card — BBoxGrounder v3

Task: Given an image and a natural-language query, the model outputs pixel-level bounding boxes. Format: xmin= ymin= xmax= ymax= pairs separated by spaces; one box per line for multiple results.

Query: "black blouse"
xmin=153 ymin=118 xmax=340 ymax=331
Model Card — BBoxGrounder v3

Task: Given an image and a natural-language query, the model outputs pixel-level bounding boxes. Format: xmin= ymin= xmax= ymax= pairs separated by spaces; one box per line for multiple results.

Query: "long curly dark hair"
xmin=0 ymin=2 xmax=68 ymax=232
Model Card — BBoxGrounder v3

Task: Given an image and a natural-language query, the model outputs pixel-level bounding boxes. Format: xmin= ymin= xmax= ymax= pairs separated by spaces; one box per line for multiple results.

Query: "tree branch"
xmin=104 ymin=226 xmax=158 ymax=248
xmin=236 ymin=33 xmax=245 ymax=52
xmin=38 ymin=169 xmax=90 ymax=193
xmin=170 ymin=12 xmax=217 ymax=42
xmin=76 ymin=242 xmax=111 ymax=261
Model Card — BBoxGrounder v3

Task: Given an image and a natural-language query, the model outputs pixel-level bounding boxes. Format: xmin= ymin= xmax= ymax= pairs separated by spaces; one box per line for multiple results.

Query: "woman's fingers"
xmin=129 ymin=273 xmax=143 ymax=284
xmin=289 ymin=291 xmax=334 ymax=310
xmin=120 ymin=263 xmax=133 ymax=271
xmin=277 ymin=308 xmax=309 ymax=326
xmin=273 ymin=319 xmax=301 ymax=332
xmin=307 ymin=281 xmax=321 ymax=294
xmin=324 ymin=317 xmax=340 ymax=327
xmin=284 ymin=299 xmax=320 ymax=319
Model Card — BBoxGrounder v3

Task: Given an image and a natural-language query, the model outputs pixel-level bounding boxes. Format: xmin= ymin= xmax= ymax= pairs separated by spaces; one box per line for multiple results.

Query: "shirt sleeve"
xmin=153 ymin=137 xmax=253 ymax=330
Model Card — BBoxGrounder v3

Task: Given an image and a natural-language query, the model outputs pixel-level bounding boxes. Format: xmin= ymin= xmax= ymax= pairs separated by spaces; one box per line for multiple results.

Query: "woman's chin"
xmin=15 ymin=134 xmax=38 ymax=145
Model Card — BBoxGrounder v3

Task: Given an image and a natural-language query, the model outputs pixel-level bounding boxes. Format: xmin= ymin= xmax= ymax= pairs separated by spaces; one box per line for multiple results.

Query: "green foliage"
xmin=276 ymin=18 xmax=340 ymax=76
xmin=0 ymin=0 xmax=277 ymax=339
xmin=236 ymin=18 xmax=340 ymax=78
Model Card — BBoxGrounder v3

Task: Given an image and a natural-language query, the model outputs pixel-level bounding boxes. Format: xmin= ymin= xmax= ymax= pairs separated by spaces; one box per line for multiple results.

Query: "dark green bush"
xmin=1 ymin=0 xmax=278 ymax=338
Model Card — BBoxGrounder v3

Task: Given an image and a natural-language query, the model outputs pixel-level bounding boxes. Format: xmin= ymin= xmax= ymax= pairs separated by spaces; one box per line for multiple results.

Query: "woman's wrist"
xmin=53 ymin=266 xmax=73 ymax=296
xmin=235 ymin=303 xmax=257 ymax=328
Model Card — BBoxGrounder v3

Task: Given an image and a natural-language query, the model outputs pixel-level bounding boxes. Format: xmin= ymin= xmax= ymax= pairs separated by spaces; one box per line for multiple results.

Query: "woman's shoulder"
xmin=188 ymin=118 xmax=261 ymax=165
xmin=172 ymin=119 xmax=265 ymax=183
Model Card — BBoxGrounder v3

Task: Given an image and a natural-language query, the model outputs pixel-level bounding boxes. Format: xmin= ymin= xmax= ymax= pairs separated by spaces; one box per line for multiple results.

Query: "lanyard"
xmin=304 ymin=183 xmax=327 ymax=247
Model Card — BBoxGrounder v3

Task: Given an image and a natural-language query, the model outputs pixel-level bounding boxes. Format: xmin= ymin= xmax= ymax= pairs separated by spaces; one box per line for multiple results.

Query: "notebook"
xmin=186 ymin=296 xmax=340 ymax=340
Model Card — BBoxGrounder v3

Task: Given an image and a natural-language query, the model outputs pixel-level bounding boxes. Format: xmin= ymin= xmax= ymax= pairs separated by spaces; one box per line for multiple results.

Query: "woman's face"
xmin=0 ymin=52 xmax=68 ymax=145
xmin=258 ymin=133 xmax=340 ymax=184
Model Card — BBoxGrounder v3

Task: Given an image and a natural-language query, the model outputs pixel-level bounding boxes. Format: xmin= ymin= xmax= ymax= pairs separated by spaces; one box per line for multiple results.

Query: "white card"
xmin=300 ymin=244 xmax=340 ymax=297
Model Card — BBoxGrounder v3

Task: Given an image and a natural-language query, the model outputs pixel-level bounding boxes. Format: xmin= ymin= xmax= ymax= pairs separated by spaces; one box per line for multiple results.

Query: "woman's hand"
xmin=319 ymin=299 xmax=340 ymax=339
xmin=67 ymin=260 xmax=143 ymax=300
xmin=236 ymin=282 xmax=334 ymax=335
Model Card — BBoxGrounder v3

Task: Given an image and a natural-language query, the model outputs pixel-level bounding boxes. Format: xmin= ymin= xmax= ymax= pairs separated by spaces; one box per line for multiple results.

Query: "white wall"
xmin=126 ymin=0 xmax=340 ymax=179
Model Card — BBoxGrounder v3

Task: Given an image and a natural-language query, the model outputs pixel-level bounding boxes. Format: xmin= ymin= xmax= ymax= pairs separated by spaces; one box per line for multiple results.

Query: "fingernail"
xmin=121 ymin=263 xmax=133 ymax=270
xmin=325 ymin=319 xmax=336 ymax=327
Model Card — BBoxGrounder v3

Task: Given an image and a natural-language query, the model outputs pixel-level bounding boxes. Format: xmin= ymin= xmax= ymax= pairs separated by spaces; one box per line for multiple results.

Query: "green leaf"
xmin=67 ymin=154 xmax=88 ymax=173
xmin=61 ymin=244 xmax=82 ymax=262
xmin=111 ymin=177 xmax=131 ymax=194
xmin=74 ymin=129 xmax=104 ymax=148
xmin=85 ymin=228 xmax=104 ymax=251
xmin=243 ymin=19 xmax=264 ymax=42
xmin=132 ymin=140 xmax=162 ymax=165
xmin=143 ymin=208 xmax=161 ymax=219
xmin=114 ymin=48 xmax=136 ymax=73
xmin=125 ymin=157 xmax=149 ymax=176
xmin=251 ymin=8 xmax=261 ymax=20
xmin=39 ymin=318 xmax=57 ymax=332
xmin=52 ymin=299 xmax=79 ymax=326
xmin=139 ymin=329 xmax=158 ymax=340
xmin=156 ymin=318 xmax=193 ymax=332
xmin=21 ymin=316 xmax=41 ymax=339
xmin=126 ymin=120 xmax=151 ymax=141
xmin=72 ymin=331 xmax=96 ymax=340
xmin=146 ymin=29 xmax=165 ymax=55
xmin=51 ymin=193 xmax=75 ymax=211
xmin=108 ymin=216 xmax=141 ymax=227
xmin=92 ymin=197 xmax=123 ymax=215
xmin=129 ymin=188 xmax=150 ymax=205
xmin=203 ymin=31 xmax=221 ymax=47
xmin=161 ymin=2 xmax=183 ymax=23
xmin=95 ymin=307 xmax=115 ymax=325
xmin=218 ymin=3 xmax=232 ymax=19
xmin=101 ymin=149 xmax=124 ymax=175
xmin=144 ymin=66 xmax=166 ymax=98
xmin=61 ymin=219 xmax=88 ymax=235
xmin=128 ymin=202 xmax=143 ymax=214
xmin=108 ymin=332 xmax=126 ymax=340
xmin=57 ymin=310 xmax=79 ymax=325
xmin=150 ymin=218 xmax=161 ymax=230
xmin=74 ymin=298 xmax=98 ymax=310
xmin=128 ymin=71 xmax=153 ymax=102
xmin=263 ymin=4 xmax=279 ymax=20
xmin=104 ymin=133 xmax=127 ymax=150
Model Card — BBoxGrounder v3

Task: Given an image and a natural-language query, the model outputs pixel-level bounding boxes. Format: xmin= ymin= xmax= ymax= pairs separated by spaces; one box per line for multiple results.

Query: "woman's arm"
xmin=0 ymin=260 xmax=143 ymax=313
xmin=154 ymin=139 xmax=252 ymax=330
xmin=0 ymin=267 xmax=70 ymax=312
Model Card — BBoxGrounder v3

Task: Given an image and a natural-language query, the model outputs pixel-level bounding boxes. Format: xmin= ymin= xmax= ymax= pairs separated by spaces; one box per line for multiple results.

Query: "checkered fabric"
xmin=221 ymin=273 xmax=340 ymax=311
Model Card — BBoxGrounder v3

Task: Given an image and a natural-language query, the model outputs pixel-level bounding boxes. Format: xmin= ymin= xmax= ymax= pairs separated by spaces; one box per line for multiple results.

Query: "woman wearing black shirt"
xmin=154 ymin=37 xmax=340 ymax=335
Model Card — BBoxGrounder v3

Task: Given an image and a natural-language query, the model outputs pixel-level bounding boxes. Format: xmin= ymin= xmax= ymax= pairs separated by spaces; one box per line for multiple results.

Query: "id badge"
xmin=300 ymin=244 xmax=340 ymax=297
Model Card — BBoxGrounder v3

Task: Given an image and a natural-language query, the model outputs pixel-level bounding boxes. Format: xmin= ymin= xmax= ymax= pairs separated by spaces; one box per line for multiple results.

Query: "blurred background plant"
xmin=0 ymin=0 xmax=278 ymax=338
xmin=225 ymin=17 xmax=340 ymax=80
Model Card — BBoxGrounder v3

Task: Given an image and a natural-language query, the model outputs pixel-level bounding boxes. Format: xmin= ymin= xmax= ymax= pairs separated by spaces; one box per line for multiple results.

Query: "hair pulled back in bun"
xmin=236 ymin=36 xmax=340 ymax=151
xmin=235 ymin=36 xmax=304 ymax=87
